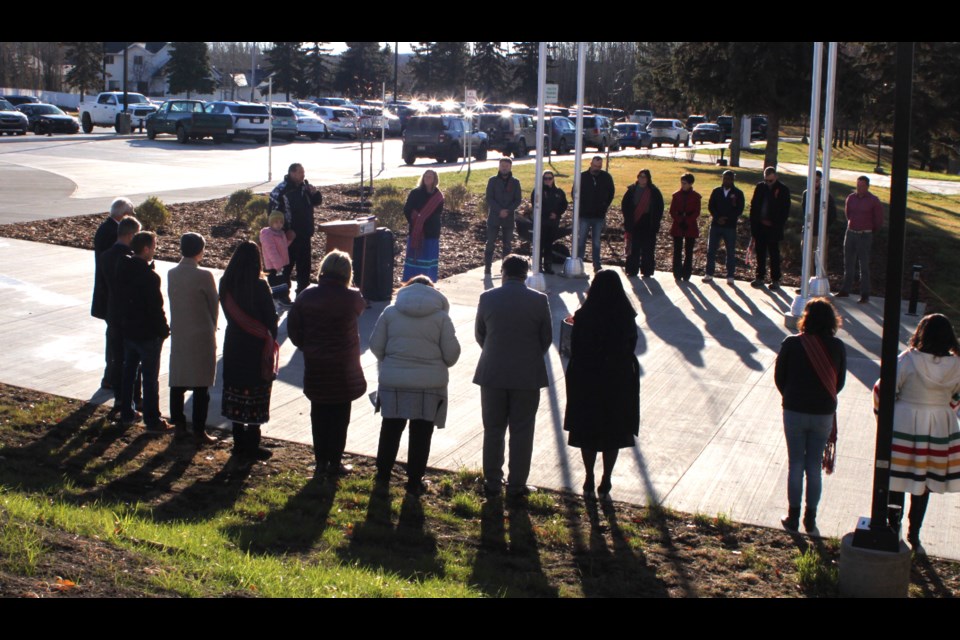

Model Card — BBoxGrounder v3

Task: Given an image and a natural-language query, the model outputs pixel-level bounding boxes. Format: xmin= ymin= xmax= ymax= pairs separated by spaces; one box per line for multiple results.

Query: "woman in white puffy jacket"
xmin=369 ymin=275 xmax=461 ymax=495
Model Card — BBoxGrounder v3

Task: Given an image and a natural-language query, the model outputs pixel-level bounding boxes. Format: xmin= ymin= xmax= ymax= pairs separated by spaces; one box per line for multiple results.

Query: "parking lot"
xmin=0 ymin=130 xmax=729 ymax=223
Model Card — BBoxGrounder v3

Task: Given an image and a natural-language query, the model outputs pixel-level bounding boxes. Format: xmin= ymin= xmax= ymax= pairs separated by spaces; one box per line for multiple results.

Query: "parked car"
xmin=401 ymin=114 xmax=488 ymax=165
xmin=204 ymin=101 xmax=270 ymax=143
xmin=686 ymin=115 xmax=707 ymax=131
xmin=269 ymin=106 xmax=298 ymax=141
xmin=476 ymin=111 xmax=536 ymax=157
xmin=647 ymin=118 xmax=690 ymax=147
xmin=145 ymin=99 xmax=234 ymax=143
xmin=539 ymin=115 xmax=577 ymax=154
xmin=715 ymin=115 xmax=733 ymax=141
xmin=308 ymin=106 xmax=358 ymax=138
xmin=0 ymin=98 xmax=29 ymax=135
xmin=2 ymin=94 xmax=40 ymax=107
xmin=17 ymin=103 xmax=79 ymax=134
xmin=630 ymin=109 xmax=654 ymax=127
xmin=294 ymin=109 xmax=330 ymax=140
xmin=78 ymin=92 xmax=158 ymax=133
xmin=614 ymin=122 xmax=652 ymax=149
xmin=750 ymin=115 xmax=768 ymax=139
xmin=581 ymin=115 xmax=619 ymax=151
xmin=692 ymin=123 xmax=722 ymax=144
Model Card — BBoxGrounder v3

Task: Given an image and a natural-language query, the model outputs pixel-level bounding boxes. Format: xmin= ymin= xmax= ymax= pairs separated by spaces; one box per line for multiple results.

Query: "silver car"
xmin=647 ymin=118 xmax=690 ymax=147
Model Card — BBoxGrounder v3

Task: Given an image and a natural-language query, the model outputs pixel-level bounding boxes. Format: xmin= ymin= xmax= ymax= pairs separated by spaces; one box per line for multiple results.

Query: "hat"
xmin=180 ymin=232 xmax=205 ymax=258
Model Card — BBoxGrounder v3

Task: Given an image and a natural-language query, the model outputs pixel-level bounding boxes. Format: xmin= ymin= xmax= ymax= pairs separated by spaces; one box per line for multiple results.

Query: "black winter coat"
xmin=707 ymin=185 xmax=745 ymax=229
xmin=101 ymin=241 xmax=133 ymax=327
xmin=620 ymin=183 xmax=665 ymax=235
xmin=269 ymin=176 xmax=323 ymax=237
xmin=117 ymin=255 xmax=169 ymax=341
xmin=530 ymin=185 xmax=568 ymax=229
xmin=749 ymin=180 xmax=791 ymax=241
xmin=220 ymin=278 xmax=278 ymax=388
xmin=91 ymin=217 xmax=120 ymax=320
xmin=578 ymin=169 xmax=615 ymax=219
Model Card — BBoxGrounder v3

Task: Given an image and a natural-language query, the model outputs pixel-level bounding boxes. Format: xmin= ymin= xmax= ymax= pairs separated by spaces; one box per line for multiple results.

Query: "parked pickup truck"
xmin=79 ymin=92 xmax=158 ymax=133
xmin=145 ymin=100 xmax=234 ymax=143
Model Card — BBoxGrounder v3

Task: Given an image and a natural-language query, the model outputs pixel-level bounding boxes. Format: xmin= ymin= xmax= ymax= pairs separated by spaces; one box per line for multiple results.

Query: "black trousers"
xmin=539 ymin=223 xmax=558 ymax=269
xmin=286 ymin=233 xmax=313 ymax=295
xmin=170 ymin=387 xmax=210 ymax=431
xmin=625 ymin=227 xmax=658 ymax=277
xmin=108 ymin=323 xmax=141 ymax=408
xmin=672 ymin=236 xmax=695 ymax=280
xmin=232 ymin=422 xmax=262 ymax=452
xmin=267 ymin=269 xmax=291 ymax=303
xmin=753 ymin=227 xmax=782 ymax=281
xmin=376 ymin=418 xmax=435 ymax=483
xmin=889 ymin=489 xmax=931 ymax=534
xmin=311 ymin=402 xmax=352 ymax=467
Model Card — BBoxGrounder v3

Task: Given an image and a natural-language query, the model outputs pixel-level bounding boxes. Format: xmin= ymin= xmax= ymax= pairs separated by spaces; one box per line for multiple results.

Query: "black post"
xmin=852 ymin=42 xmax=914 ymax=552
xmin=907 ymin=265 xmax=922 ymax=316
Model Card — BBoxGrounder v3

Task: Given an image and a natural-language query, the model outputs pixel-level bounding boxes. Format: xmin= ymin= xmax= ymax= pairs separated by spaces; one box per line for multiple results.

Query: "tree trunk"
xmin=730 ymin=113 xmax=742 ymax=167
xmin=763 ymin=111 xmax=780 ymax=170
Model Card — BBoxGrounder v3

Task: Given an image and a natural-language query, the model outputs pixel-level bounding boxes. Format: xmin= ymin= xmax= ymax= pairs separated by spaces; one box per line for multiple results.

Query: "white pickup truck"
xmin=79 ymin=92 xmax=158 ymax=133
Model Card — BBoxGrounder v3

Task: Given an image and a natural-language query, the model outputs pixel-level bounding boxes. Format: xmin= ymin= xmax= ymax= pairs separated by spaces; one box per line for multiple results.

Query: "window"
xmin=104 ymin=55 xmax=114 ymax=65
xmin=133 ymin=55 xmax=144 ymax=67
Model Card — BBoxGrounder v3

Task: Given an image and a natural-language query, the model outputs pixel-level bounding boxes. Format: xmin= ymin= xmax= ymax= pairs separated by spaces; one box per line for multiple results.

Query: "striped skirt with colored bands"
xmin=890 ymin=404 xmax=960 ymax=494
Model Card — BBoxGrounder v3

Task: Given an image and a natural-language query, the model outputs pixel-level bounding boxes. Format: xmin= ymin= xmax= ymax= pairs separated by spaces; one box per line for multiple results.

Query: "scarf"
xmin=409 ymin=189 xmax=444 ymax=252
xmin=799 ymin=332 xmax=839 ymax=474
xmin=632 ymin=185 xmax=651 ymax=224
xmin=222 ymin=291 xmax=279 ymax=382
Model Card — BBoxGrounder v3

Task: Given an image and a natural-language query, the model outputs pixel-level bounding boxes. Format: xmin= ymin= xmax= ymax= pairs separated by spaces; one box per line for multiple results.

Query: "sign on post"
xmin=545 ymin=83 xmax=558 ymax=104
xmin=465 ymin=89 xmax=478 ymax=108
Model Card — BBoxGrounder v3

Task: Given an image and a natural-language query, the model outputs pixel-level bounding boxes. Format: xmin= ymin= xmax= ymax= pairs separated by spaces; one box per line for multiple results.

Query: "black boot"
xmin=781 ymin=506 xmax=801 ymax=531
xmin=907 ymin=491 xmax=930 ymax=550
xmin=803 ymin=507 xmax=817 ymax=532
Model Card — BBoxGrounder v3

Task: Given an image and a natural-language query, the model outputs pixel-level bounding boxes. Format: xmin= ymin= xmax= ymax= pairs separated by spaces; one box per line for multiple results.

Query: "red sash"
xmin=410 ymin=189 xmax=443 ymax=251
xmin=222 ymin=291 xmax=279 ymax=382
xmin=632 ymin=187 xmax=652 ymax=224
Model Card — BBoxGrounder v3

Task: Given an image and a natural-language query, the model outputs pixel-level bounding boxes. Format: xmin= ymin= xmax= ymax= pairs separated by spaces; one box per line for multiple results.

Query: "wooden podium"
xmin=317 ymin=216 xmax=376 ymax=259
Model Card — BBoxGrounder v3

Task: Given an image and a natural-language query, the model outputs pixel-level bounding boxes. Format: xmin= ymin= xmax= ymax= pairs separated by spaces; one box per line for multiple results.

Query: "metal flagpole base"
xmin=808 ymin=276 xmax=830 ymax=297
xmin=526 ymin=272 xmax=546 ymax=292
xmin=562 ymin=257 xmax=588 ymax=278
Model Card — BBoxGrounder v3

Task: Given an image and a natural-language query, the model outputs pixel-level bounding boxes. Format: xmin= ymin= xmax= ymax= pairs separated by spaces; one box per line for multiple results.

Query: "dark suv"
xmin=476 ymin=112 xmax=536 ymax=157
xmin=581 ymin=115 xmax=619 ymax=152
xmin=402 ymin=115 xmax=488 ymax=165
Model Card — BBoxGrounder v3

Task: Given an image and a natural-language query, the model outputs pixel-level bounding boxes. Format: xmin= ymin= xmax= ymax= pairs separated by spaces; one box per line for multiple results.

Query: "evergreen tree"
xmin=334 ymin=42 xmax=388 ymax=99
xmin=267 ymin=42 xmax=304 ymax=101
xmin=468 ymin=42 xmax=505 ymax=103
xmin=166 ymin=42 xmax=215 ymax=98
xmin=65 ymin=41 xmax=103 ymax=100
xmin=508 ymin=42 xmax=540 ymax=104
xmin=302 ymin=42 xmax=332 ymax=97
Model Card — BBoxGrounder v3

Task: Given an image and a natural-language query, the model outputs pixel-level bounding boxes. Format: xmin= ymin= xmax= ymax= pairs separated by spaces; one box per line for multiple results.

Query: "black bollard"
xmin=907 ymin=264 xmax=922 ymax=316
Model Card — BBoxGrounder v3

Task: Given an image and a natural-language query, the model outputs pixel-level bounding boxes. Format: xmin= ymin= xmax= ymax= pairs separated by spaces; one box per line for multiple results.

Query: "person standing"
xmin=474 ymin=255 xmax=552 ymax=500
xmin=668 ymin=173 xmax=702 ymax=282
xmin=167 ymin=233 xmax=219 ymax=446
xmin=483 ymin=158 xmax=521 ymax=275
xmin=774 ymin=298 xmax=846 ymax=532
xmin=621 ymin=169 xmax=665 ymax=278
xmin=576 ymin=156 xmax=616 ymax=272
xmin=402 ymin=169 xmax=444 ymax=282
xmin=837 ymin=175 xmax=884 ymax=304
xmin=530 ymin=170 xmax=568 ymax=274
xmin=92 ymin=197 xmax=134 ymax=390
xmin=369 ymin=276 xmax=461 ymax=495
xmin=564 ymin=270 xmax=639 ymax=502
xmin=219 ymin=241 xmax=279 ymax=460
xmin=117 ymin=231 xmax=173 ymax=433
xmin=749 ymin=167 xmax=791 ymax=289
xmin=800 ymin=170 xmax=837 ymax=282
xmin=888 ymin=314 xmax=960 ymax=551
xmin=260 ymin=211 xmax=293 ymax=306
xmin=101 ymin=216 xmax=142 ymax=415
xmin=268 ymin=162 xmax=322 ymax=299
xmin=704 ymin=170 xmax=744 ymax=284
xmin=288 ymin=250 xmax=367 ymax=479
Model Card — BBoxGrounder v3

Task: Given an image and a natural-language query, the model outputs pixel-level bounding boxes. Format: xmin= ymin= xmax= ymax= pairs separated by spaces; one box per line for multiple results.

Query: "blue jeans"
xmin=121 ymin=337 xmax=164 ymax=427
xmin=706 ymin=225 xmax=737 ymax=278
xmin=782 ymin=409 xmax=833 ymax=510
xmin=578 ymin=217 xmax=604 ymax=267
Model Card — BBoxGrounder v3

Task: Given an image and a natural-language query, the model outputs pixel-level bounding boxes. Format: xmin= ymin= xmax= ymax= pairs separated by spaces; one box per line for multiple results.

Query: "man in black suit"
xmin=101 ymin=216 xmax=142 ymax=413
xmin=473 ymin=255 xmax=553 ymax=500
xmin=749 ymin=167 xmax=791 ymax=289
xmin=92 ymin=197 xmax=134 ymax=389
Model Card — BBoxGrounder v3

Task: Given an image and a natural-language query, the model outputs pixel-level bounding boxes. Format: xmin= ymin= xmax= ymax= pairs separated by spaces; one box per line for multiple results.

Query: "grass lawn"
xmin=3 ymin=383 xmax=960 ymax=598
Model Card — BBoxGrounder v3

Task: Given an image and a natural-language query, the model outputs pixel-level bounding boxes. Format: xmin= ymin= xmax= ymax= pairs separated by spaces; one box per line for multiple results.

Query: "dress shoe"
xmin=144 ymin=419 xmax=175 ymax=435
xmin=858 ymin=296 xmax=870 ymax=304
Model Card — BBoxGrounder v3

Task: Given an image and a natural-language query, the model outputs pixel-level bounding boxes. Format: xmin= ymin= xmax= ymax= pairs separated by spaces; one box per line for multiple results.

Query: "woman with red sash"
xmin=219 ymin=241 xmax=279 ymax=460
xmin=402 ymin=169 xmax=444 ymax=282
xmin=621 ymin=168 xmax=665 ymax=278
xmin=774 ymin=297 xmax=847 ymax=532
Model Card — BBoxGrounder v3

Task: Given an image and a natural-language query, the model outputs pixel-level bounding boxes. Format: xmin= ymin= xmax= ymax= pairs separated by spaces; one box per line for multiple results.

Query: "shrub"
xmin=372 ymin=194 xmax=406 ymax=232
xmin=247 ymin=213 xmax=269 ymax=236
xmin=244 ymin=195 xmax=271 ymax=223
xmin=135 ymin=196 xmax=171 ymax=231
xmin=226 ymin=189 xmax=254 ymax=221
xmin=445 ymin=183 xmax=469 ymax=212
xmin=374 ymin=184 xmax=400 ymax=199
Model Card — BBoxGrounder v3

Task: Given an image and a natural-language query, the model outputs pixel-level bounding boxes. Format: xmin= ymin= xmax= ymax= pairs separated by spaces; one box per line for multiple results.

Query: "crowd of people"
xmin=89 ymin=159 xmax=959 ymax=551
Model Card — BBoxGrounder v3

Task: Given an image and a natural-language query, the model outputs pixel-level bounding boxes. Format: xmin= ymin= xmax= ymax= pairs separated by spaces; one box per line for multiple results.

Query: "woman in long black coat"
xmin=564 ymin=269 xmax=640 ymax=501
xmin=220 ymin=241 xmax=279 ymax=460
xmin=530 ymin=169 xmax=568 ymax=274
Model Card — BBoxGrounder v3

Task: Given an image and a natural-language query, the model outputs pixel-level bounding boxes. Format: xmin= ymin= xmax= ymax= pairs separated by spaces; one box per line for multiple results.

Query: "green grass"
xmin=794 ymin=546 xmax=839 ymax=594
xmin=0 ymin=509 xmax=46 ymax=576
xmin=450 ymin=492 xmax=482 ymax=518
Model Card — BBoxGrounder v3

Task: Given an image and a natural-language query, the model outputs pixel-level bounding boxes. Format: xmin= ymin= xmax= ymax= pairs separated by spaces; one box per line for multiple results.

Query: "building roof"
xmin=103 ymin=42 xmax=168 ymax=55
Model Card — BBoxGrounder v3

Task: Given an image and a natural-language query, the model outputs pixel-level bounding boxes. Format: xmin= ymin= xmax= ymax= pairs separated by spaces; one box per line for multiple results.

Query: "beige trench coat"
xmin=167 ymin=259 xmax=219 ymax=388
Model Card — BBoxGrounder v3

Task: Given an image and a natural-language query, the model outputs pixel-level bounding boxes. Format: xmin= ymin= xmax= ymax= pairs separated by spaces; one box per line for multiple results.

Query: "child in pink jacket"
xmin=260 ymin=212 xmax=293 ymax=305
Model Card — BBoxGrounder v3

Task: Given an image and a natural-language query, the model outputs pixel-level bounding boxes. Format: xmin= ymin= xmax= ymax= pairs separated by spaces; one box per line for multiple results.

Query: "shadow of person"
xmin=223 ymin=474 xmax=336 ymax=553
xmin=910 ymin=551 xmax=955 ymax=597
xmin=79 ymin=433 xmax=193 ymax=505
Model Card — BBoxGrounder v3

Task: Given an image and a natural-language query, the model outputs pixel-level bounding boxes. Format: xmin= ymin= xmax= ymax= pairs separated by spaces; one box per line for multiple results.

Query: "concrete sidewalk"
xmin=1 ymin=236 xmax=957 ymax=560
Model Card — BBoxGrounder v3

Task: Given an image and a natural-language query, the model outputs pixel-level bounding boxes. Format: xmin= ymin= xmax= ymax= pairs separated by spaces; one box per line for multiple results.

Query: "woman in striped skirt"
xmin=402 ymin=169 xmax=444 ymax=282
xmin=889 ymin=313 xmax=960 ymax=551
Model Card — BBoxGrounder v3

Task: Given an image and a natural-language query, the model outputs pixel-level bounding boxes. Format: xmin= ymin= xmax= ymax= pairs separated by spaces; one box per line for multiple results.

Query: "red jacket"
xmin=669 ymin=189 xmax=702 ymax=238
xmin=288 ymin=277 xmax=367 ymax=404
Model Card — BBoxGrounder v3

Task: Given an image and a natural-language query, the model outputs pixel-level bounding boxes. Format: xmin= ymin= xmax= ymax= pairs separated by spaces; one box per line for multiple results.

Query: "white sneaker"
xmin=702 ymin=275 xmax=713 ymax=283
